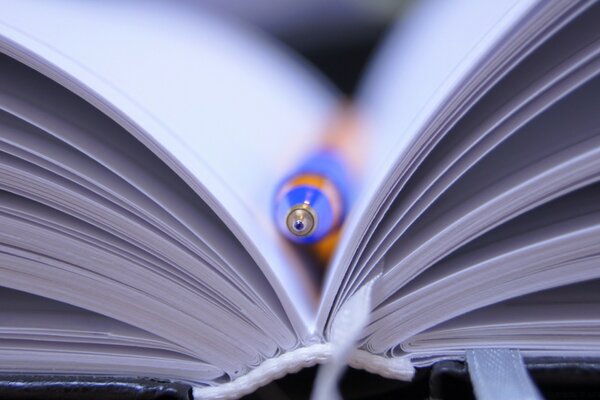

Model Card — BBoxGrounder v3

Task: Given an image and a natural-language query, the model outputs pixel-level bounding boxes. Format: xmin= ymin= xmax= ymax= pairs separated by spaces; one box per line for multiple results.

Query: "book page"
xmin=404 ymin=280 xmax=600 ymax=357
xmin=363 ymin=182 xmax=600 ymax=353
xmin=0 ymin=72 xmax=303 ymax=375
xmin=0 ymin=286 xmax=223 ymax=382
xmin=331 ymin=0 xmax=600 ymax=365
xmin=343 ymin=8 xmax=600 ymax=301
xmin=0 ymin=0 xmax=338 ymax=333
xmin=318 ymin=0 xmax=539 ymax=329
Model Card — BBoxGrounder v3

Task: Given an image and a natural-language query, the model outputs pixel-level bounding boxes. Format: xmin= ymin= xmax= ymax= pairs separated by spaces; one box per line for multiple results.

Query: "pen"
xmin=274 ymin=149 xmax=348 ymax=243
xmin=274 ymin=106 xmax=361 ymax=264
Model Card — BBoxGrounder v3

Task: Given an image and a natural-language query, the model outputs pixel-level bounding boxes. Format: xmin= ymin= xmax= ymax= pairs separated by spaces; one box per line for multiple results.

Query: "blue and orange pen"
xmin=274 ymin=106 xmax=362 ymax=265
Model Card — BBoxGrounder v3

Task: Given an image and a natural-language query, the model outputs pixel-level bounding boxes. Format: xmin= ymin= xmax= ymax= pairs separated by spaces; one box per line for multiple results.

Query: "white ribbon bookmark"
xmin=466 ymin=349 xmax=543 ymax=400
xmin=311 ymin=276 xmax=379 ymax=400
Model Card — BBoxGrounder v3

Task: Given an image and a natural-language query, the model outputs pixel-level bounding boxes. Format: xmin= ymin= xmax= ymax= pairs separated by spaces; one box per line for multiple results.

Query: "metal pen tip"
xmin=286 ymin=206 xmax=316 ymax=237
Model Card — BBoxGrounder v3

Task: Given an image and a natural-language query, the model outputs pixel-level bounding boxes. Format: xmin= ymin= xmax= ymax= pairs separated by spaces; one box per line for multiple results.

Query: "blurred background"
xmin=197 ymin=0 xmax=413 ymax=95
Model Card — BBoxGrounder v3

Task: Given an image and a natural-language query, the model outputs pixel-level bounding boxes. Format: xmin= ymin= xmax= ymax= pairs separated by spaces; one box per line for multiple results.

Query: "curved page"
xmin=0 ymin=63 xmax=299 ymax=378
xmin=0 ymin=0 xmax=338 ymax=332
xmin=404 ymin=280 xmax=600 ymax=356
xmin=318 ymin=0 xmax=540 ymax=329
xmin=0 ymin=286 xmax=223 ymax=383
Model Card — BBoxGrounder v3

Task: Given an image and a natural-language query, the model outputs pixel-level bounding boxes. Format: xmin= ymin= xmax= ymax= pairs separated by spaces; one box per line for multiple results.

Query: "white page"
xmin=343 ymin=13 xmax=600 ymax=300
xmin=0 ymin=0 xmax=338 ymax=333
xmin=318 ymin=0 xmax=539 ymax=329
xmin=0 ymin=57 xmax=301 ymax=347
xmin=366 ymin=228 xmax=600 ymax=354
xmin=362 ymin=180 xmax=600 ymax=351
xmin=0 ymin=344 xmax=223 ymax=384
xmin=0 ymin=287 xmax=225 ymax=383
xmin=376 ymin=75 xmax=600 ymax=297
xmin=405 ymin=280 xmax=600 ymax=353
xmin=0 ymin=153 xmax=295 ymax=358
xmin=0 ymin=286 xmax=188 ymax=353
xmin=0 ymin=200 xmax=281 ymax=369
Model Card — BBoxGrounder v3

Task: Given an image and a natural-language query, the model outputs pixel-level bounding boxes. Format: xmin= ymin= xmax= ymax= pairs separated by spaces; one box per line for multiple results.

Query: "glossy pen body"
xmin=274 ymin=150 xmax=349 ymax=244
xmin=273 ymin=106 xmax=361 ymax=264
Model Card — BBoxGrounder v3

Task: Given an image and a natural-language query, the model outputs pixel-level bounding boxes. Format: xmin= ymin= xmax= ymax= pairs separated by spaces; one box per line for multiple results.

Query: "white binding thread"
xmin=192 ymin=344 xmax=415 ymax=400
xmin=194 ymin=343 xmax=332 ymax=400
xmin=193 ymin=276 xmax=415 ymax=400
xmin=348 ymin=349 xmax=414 ymax=380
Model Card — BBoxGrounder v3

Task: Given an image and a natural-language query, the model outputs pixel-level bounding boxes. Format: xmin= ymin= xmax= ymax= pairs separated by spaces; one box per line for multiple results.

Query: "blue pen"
xmin=273 ymin=106 xmax=360 ymax=263
xmin=274 ymin=150 xmax=349 ymax=244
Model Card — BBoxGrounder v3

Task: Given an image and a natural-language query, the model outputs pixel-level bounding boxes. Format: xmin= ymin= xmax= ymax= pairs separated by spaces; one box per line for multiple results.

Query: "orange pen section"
xmin=311 ymin=229 xmax=342 ymax=267
xmin=320 ymin=103 xmax=366 ymax=180
xmin=309 ymin=104 xmax=365 ymax=267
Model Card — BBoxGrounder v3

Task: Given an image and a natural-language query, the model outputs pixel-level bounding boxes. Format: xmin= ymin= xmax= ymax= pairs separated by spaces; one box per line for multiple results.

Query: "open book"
xmin=0 ymin=0 xmax=599 ymax=398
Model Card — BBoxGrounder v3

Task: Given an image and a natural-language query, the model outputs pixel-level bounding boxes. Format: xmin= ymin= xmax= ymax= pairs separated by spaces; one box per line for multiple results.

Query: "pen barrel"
xmin=274 ymin=150 xmax=349 ymax=244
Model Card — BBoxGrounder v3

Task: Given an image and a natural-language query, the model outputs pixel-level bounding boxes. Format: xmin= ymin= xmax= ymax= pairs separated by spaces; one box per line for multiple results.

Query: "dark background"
xmin=199 ymin=0 xmax=412 ymax=96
